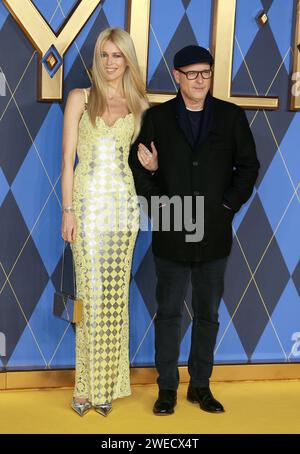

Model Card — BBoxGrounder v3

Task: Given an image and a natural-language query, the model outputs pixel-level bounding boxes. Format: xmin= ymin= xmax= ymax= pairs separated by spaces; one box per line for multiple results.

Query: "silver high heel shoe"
xmin=71 ymin=398 xmax=92 ymax=416
xmin=94 ymin=403 xmax=112 ymax=417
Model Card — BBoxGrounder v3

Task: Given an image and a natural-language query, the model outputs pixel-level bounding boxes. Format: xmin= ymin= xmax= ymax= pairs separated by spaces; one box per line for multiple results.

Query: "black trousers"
xmin=154 ymin=254 xmax=228 ymax=391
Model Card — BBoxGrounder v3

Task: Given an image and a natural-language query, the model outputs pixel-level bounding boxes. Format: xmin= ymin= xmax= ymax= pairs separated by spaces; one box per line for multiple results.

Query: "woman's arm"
xmin=137 ymin=99 xmax=158 ymax=172
xmin=61 ymin=88 xmax=85 ymax=243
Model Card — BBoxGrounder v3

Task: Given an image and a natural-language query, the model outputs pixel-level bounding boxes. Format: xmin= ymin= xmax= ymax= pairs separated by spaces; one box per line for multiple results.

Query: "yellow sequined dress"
xmin=71 ymin=88 xmax=139 ymax=406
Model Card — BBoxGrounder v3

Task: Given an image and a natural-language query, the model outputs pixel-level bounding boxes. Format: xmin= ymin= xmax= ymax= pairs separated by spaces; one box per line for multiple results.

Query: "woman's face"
xmin=100 ymin=39 xmax=127 ymax=83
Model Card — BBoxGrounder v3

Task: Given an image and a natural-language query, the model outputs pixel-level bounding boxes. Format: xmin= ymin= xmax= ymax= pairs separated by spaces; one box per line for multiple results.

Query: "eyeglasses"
xmin=176 ymin=68 xmax=213 ymax=80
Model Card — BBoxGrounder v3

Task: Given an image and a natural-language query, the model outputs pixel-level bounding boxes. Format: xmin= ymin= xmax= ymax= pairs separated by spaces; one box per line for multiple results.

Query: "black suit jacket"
xmin=129 ymin=92 xmax=259 ymax=262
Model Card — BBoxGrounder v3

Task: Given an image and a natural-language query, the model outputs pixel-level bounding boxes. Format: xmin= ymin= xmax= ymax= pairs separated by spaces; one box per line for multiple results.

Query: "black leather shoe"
xmin=153 ymin=389 xmax=177 ymax=415
xmin=187 ymin=384 xmax=225 ymax=413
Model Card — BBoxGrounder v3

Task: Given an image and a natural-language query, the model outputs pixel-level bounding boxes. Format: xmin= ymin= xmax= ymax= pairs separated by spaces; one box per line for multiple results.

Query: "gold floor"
xmin=0 ymin=381 xmax=300 ymax=434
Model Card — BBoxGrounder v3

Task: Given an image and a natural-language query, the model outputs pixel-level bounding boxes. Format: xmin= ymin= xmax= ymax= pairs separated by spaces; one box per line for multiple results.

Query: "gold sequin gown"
xmin=71 ymin=89 xmax=139 ymax=406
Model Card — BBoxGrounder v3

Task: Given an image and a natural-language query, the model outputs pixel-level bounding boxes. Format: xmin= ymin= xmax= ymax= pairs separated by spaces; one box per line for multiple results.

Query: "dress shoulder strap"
xmin=83 ymin=88 xmax=89 ymax=107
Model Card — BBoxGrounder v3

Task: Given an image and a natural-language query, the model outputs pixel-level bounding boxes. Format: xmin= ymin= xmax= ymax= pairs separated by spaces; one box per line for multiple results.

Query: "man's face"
xmin=173 ymin=62 xmax=212 ymax=104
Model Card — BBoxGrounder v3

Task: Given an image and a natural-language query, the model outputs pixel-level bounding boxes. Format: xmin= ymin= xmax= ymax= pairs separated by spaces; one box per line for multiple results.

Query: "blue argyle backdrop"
xmin=0 ymin=0 xmax=299 ymax=372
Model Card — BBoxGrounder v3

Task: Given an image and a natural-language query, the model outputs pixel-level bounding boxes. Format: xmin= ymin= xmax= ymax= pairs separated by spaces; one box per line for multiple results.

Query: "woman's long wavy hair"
xmin=87 ymin=28 xmax=148 ymax=142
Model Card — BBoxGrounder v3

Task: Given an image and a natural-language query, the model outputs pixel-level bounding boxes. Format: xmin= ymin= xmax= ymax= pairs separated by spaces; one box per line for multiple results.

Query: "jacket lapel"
xmin=174 ymin=91 xmax=194 ymax=149
xmin=194 ymin=92 xmax=214 ymax=151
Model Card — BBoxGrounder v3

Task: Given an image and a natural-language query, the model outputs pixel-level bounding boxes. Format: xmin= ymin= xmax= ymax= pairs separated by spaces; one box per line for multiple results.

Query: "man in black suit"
xmin=129 ymin=45 xmax=259 ymax=415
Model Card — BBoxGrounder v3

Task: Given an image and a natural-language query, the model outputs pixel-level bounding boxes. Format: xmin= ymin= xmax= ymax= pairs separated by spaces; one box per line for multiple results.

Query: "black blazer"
xmin=129 ymin=92 xmax=259 ymax=262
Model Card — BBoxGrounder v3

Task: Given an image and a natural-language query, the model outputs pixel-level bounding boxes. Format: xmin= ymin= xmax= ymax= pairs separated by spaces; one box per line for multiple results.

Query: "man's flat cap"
xmin=173 ymin=45 xmax=214 ymax=68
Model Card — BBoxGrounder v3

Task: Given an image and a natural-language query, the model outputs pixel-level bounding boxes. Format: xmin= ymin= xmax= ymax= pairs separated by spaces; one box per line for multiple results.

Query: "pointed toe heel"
xmin=95 ymin=404 xmax=112 ymax=417
xmin=71 ymin=398 xmax=92 ymax=416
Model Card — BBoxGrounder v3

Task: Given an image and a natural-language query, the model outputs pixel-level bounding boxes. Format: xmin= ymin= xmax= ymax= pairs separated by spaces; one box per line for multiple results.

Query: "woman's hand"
xmin=62 ymin=212 xmax=77 ymax=243
xmin=138 ymin=141 xmax=158 ymax=172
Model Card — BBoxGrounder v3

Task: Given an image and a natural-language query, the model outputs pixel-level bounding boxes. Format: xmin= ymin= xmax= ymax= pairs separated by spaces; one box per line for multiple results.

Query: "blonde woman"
xmin=61 ymin=28 xmax=153 ymax=416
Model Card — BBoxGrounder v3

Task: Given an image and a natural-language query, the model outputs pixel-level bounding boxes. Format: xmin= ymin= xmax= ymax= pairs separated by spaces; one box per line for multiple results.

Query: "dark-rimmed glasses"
xmin=176 ymin=68 xmax=213 ymax=80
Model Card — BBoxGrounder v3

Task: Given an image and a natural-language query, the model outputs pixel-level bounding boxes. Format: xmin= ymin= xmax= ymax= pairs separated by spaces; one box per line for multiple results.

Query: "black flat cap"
xmin=173 ymin=45 xmax=214 ymax=68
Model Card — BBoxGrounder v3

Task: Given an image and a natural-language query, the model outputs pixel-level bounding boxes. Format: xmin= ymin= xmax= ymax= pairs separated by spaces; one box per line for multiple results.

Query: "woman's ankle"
xmin=74 ymin=397 xmax=88 ymax=404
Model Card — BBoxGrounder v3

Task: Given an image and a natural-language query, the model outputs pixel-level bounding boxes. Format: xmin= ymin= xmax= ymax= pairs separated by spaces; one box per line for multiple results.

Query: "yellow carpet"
xmin=0 ymin=381 xmax=300 ymax=434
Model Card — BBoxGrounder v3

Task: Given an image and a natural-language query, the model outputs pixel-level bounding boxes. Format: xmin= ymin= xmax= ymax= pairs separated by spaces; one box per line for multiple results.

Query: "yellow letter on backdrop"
xmin=3 ymin=0 xmax=102 ymax=100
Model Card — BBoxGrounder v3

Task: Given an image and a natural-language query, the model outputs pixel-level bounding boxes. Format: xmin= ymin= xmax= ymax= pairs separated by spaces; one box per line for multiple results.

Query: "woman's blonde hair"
xmin=87 ymin=27 xmax=148 ymax=142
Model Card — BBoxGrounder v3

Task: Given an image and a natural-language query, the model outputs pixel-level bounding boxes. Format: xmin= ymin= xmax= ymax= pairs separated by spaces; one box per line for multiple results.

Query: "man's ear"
xmin=173 ymin=69 xmax=180 ymax=85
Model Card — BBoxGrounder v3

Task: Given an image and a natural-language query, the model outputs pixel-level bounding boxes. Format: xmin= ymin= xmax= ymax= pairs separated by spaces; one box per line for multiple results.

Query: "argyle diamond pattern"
xmin=0 ymin=0 xmax=299 ymax=371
